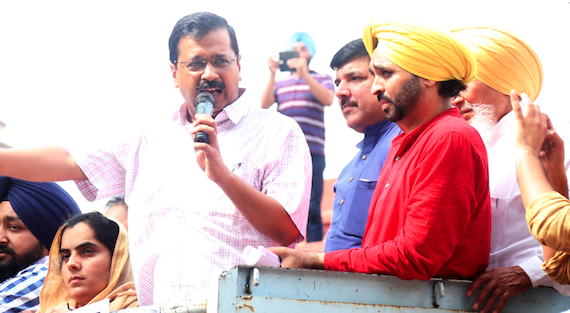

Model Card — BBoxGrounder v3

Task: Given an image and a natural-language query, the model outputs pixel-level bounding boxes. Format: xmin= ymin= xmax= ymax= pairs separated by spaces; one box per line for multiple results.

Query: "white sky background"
xmin=1 ymin=0 xmax=569 ymax=212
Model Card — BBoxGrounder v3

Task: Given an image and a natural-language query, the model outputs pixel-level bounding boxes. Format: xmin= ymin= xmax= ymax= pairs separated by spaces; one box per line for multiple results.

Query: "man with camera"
xmin=261 ymin=32 xmax=335 ymax=243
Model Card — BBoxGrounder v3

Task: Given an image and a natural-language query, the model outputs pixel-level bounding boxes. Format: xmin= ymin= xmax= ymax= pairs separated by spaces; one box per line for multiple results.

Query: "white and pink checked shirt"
xmin=69 ymin=89 xmax=311 ymax=305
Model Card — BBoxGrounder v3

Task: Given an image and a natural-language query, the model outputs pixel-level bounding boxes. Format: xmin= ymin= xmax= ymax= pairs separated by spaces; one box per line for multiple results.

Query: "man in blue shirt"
xmin=0 ymin=177 xmax=81 ymax=312
xmin=324 ymin=39 xmax=401 ymax=252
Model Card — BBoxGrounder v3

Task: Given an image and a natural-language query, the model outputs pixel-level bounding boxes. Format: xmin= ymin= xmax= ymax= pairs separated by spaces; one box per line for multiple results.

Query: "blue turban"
xmin=286 ymin=32 xmax=316 ymax=57
xmin=0 ymin=176 xmax=81 ymax=250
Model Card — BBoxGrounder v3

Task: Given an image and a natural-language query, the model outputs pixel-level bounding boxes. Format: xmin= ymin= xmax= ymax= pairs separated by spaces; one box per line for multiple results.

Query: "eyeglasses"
xmin=176 ymin=56 xmax=238 ymax=73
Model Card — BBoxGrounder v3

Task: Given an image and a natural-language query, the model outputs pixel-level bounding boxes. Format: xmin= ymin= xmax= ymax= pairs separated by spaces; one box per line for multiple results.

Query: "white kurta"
xmin=487 ymin=111 xmax=570 ymax=295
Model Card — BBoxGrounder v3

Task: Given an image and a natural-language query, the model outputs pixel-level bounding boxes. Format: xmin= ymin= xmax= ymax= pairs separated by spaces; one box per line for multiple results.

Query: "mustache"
xmin=377 ymin=93 xmax=394 ymax=103
xmin=461 ymin=103 xmax=474 ymax=111
xmin=196 ymin=80 xmax=225 ymax=91
xmin=0 ymin=246 xmax=15 ymax=256
xmin=341 ymin=98 xmax=358 ymax=108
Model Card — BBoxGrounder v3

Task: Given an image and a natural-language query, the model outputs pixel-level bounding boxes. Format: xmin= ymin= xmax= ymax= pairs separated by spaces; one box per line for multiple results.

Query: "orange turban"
xmin=363 ymin=17 xmax=476 ymax=84
xmin=451 ymin=25 xmax=543 ymax=101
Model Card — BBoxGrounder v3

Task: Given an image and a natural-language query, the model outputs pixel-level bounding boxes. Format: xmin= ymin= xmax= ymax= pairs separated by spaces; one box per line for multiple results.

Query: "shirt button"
xmin=362 ymin=155 xmax=367 ymax=160
xmin=340 ymin=200 xmax=345 ymax=205
xmin=349 ymin=177 xmax=353 ymax=182
xmin=395 ymin=156 xmax=401 ymax=161
xmin=385 ymin=183 xmax=390 ymax=188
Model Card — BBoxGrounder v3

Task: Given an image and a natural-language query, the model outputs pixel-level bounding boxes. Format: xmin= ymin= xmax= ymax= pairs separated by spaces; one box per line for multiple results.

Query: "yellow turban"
xmin=363 ymin=17 xmax=476 ymax=84
xmin=451 ymin=25 xmax=543 ymax=101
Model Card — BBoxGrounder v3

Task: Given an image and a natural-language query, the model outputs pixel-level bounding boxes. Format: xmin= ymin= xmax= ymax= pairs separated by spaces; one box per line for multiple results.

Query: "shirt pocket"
xmin=490 ymin=196 xmax=509 ymax=252
xmin=342 ymin=179 xmax=377 ymax=237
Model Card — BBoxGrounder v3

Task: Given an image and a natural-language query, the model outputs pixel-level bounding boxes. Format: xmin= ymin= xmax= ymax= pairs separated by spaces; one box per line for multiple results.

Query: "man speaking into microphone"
xmin=0 ymin=12 xmax=311 ymax=304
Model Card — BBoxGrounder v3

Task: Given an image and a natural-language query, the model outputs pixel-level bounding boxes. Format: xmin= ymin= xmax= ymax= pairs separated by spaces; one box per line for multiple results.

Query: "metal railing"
xmin=114 ymin=266 xmax=570 ymax=313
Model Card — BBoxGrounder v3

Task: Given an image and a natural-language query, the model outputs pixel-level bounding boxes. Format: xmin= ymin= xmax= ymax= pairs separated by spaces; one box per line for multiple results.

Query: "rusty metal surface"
xmin=235 ymin=295 xmax=474 ymax=312
xmin=211 ymin=266 xmax=570 ymax=313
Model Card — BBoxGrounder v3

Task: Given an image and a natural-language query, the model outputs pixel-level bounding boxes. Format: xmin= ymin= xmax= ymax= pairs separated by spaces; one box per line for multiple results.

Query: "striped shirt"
xmin=69 ymin=89 xmax=311 ymax=305
xmin=274 ymin=71 xmax=334 ymax=156
xmin=0 ymin=256 xmax=48 ymax=313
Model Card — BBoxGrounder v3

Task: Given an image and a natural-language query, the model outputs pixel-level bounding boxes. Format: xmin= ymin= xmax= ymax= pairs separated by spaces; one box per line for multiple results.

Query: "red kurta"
xmin=325 ymin=108 xmax=491 ymax=280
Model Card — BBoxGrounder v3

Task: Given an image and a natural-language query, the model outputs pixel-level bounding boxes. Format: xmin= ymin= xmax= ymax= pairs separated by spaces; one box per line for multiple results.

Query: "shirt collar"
xmin=356 ymin=119 xmax=396 ymax=149
xmin=37 ymin=255 xmax=49 ymax=266
xmin=395 ymin=108 xmax=459 ymax=157
xmin=492 ymin=110 xmax=514 ymax=139
xmin=16 ymin=255 xmax=49 ymax=276
xmin=215 ymin=88 xmax=248 ymax=125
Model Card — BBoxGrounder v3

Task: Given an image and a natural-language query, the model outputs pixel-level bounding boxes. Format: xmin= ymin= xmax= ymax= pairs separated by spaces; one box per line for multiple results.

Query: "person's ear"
xmin=237 ymin=55 xmax=242 ymax=81
xmin=170 ymin=63 xmax=179 ymax=89
xmin=422 ymin=78 xmax=437 ymax=88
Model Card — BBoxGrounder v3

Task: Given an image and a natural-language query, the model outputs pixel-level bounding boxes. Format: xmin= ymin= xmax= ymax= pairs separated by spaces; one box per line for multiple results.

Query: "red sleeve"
xmin=325 ymin=131 xmax=488 ymax=280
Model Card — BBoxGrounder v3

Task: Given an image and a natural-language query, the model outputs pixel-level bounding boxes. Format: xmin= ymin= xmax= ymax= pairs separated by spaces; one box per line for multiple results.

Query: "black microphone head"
xmin=195 ymin=91 xmax=215 ymax=106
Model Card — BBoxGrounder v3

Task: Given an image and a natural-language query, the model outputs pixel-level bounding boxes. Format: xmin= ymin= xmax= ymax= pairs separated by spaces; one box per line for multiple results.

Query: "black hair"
xmin=59 ymin=212 xmax=120 ymax=258
xmin=330 ymin=39 xmax=370 ymax=71
xmin=437 ymin=80 xmax=467 ymax=98
xmin=168 ymin=12 xmax=239 ymax=67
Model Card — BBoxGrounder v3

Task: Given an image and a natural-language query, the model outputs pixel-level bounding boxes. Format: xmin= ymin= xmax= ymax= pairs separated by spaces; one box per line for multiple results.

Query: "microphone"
xmin=194 ymin=91 xmax=215 ymax=144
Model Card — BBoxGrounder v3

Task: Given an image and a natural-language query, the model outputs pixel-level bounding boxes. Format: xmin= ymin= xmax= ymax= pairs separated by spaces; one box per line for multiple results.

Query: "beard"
xmin=469 ymin=102 xmax=496 ymax=147
xmin=0 ymin=242 xmax=45 ymax=283
xmin=379 ymin=75 xmax=422 ymax=123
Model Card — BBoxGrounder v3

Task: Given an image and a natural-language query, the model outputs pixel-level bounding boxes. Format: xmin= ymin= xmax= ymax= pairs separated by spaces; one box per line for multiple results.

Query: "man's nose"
xmin=371 ymin=77 xmax=385 ymax=98
xmin=452 ymin=95 xmax=465 ymax=109
xmin=201 ymin=62 xmax=220 ymax=81
xmin=335 ymin=81 xmax=350 ymax=99
xmin=0 ymin=226 xmax=8 ymax=244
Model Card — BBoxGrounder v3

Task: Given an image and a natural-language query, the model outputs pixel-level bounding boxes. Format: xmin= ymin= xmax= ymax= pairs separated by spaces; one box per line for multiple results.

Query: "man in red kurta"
xmin=271 ymin=17 xmax=491 ymax=281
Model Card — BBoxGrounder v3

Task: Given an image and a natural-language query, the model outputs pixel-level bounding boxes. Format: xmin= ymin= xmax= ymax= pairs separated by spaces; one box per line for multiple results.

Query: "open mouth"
xmin=200 ymin=88 xmax=222 ymax=96
xmin=196 ymin=81 xmax=225 ymax=97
